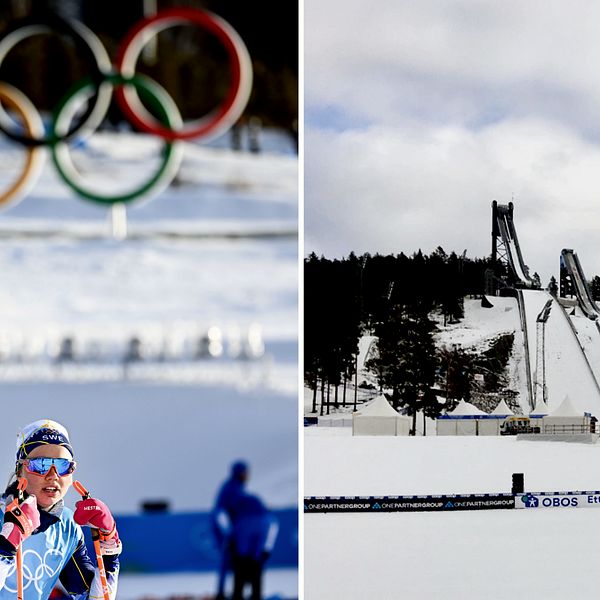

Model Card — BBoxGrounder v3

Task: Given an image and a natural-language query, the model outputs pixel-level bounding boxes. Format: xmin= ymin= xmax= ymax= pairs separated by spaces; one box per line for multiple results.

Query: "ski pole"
xmin=72 ymin=481 xmax=110 ymax=600
xmin=5 ymin=478 xmax=28 ymax=600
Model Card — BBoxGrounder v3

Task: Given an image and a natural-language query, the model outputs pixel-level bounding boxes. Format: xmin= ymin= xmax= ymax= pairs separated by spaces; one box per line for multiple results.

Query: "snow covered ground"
xmin=0 ymin=127 xmax=298 ymax=596
xmin=304 ymin=428 xmax=600 ymax=599
xmin=118 ymin=568 xmax=297 ymax=600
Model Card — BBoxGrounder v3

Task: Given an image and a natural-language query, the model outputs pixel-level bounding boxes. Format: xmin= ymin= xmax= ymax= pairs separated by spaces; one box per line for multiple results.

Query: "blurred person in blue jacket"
xmin=211 ymin=461 xmax=249 ymax=600
xmin=230 ymin=493 xmax=278 ymax=600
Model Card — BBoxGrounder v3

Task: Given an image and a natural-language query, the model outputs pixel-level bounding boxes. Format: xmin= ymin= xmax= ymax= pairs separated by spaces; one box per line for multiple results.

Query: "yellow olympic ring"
xmin=0 ymin=83 xmax=45 ymax=208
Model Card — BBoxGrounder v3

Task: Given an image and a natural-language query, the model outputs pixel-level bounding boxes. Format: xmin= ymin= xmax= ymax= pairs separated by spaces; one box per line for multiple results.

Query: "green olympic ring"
xmin=50 ymin=73 xmax=184 ymax=206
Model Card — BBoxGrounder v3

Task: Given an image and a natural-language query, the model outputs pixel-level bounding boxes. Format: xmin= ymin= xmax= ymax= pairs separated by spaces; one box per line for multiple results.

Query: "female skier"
xmin=0 ymin=419 xmax=121 ymax=599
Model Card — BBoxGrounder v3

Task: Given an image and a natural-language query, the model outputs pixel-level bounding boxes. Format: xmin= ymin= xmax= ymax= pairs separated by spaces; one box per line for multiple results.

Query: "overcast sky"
xmin=304 ymin=0 xmax=600 ymax=284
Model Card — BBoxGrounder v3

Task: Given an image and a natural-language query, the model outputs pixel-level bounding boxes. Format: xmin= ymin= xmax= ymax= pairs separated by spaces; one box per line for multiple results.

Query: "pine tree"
xmin=366 ymin=303 xmax=438 ymax=434
xmin=438 ymin=345 xmax=472 ymax=405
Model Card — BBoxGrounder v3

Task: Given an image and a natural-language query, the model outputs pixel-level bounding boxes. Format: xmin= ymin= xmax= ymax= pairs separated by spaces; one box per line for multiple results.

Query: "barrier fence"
xmin=304 ymin=494 xmax=515 ymax=513
xmin=304 ymin=474 xmax=600 ymax=514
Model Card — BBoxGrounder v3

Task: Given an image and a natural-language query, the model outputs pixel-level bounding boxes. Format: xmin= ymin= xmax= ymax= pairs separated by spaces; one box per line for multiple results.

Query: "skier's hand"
xmin=74 ymin=497 xmax=116 ymax=537
xmin=1 ymin=495 xmax=40 ymax=549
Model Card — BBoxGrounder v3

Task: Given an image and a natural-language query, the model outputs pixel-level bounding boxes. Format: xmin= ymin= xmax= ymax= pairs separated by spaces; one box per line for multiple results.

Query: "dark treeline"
xmin=305 ymin=248 xmax=498 ymax=427
xmin=0 ymin=0 xmax=298 ymax=142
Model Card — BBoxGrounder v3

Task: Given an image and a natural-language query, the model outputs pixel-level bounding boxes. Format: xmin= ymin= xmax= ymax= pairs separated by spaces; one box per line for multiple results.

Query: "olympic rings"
xmin=0 ymin=82 xmax=45 ymax=207
xmin=115 ymin=8 xmax=253 ymax=142
xmin=0 ymin=7 xmax=253 ymax=208
xmin=4 ymin=547 xmax=63 ymax=594
xmin=51 ymin=73 xmax=184 ymax=205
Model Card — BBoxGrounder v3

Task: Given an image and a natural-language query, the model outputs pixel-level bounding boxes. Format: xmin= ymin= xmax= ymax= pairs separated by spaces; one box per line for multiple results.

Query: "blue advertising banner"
xmin=82 ymin=508 xmax=298 ymax=573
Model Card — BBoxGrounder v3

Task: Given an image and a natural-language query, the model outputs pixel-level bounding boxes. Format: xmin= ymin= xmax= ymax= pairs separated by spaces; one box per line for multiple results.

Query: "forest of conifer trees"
xmin=304 ymin=248 xmax=515 ymax=429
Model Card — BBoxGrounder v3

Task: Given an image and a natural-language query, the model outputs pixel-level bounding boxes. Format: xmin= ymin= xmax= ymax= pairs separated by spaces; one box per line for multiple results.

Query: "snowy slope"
xmin=542 ymin=299 xmax=600 ymax=413
xmin=572 ymin=313 xmax=600 ymax=378
xmin=436 ymin=296 xmax=520 ymax=350
xmin=435 ymin=293 xmax=600 ymax=417
xmin=436 ymin=296 xmax=530 ymax=413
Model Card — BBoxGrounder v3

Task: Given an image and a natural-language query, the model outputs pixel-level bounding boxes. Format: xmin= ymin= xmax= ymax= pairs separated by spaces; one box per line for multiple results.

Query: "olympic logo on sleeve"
xmin=0 ymin=7 xmax=253 ymax=209
xmin=4 ymin=547 xmax=64 ymax=594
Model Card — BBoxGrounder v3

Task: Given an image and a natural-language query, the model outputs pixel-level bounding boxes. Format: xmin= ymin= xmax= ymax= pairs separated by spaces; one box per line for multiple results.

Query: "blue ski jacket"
xmin=230 ymin=494 xmax=279 ymax=561
xmin=0 ymin=494 xmax=119 ymax=600
xmin=211 ymin=476 xmax=246 ymax=544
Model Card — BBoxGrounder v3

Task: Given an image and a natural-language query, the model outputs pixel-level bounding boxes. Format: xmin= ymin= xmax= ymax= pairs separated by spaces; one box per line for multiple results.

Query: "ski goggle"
xmin=20 ymin=457 xmax=76 ymax=477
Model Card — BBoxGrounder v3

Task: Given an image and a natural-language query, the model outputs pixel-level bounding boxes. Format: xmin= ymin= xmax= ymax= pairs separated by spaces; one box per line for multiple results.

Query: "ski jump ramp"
xmin=560 ymin=249 xmax=600 ymax=321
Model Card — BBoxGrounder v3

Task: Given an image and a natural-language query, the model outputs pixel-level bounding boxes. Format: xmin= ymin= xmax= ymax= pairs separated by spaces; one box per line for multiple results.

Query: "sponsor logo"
xmin=380 ymin=502 xmax=444 ymax=509
xmin=520 ymin=494 xmax=587 ymax=508
xmin=540 ymin=496 xmax=578 ymax=508
xmin=521 ymin=494 xmax=539 ymax=508
xmin=305 ymin=502 xmax=371 ymax=511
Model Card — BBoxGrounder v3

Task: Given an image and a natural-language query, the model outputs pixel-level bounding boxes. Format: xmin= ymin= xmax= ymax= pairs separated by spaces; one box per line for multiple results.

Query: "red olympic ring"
xmin=115 ymin=8 xmax=253 ymax=141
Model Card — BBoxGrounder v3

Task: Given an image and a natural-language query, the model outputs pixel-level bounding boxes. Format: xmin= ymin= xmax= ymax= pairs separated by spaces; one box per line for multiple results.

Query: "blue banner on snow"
xmin=82 ymin=508 xmax=298 ymax=573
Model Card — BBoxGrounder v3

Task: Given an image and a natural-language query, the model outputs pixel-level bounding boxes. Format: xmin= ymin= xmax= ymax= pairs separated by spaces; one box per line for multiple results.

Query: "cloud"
xmin=305 ymin=0 xmax=600 ymax=135
xmin=305 ymin=117 xmax=600 ymax=283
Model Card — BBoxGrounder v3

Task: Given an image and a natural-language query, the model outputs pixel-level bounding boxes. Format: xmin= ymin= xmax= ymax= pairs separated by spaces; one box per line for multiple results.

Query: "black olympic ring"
xmin=0 ymin=10 xmax=111 ymax=147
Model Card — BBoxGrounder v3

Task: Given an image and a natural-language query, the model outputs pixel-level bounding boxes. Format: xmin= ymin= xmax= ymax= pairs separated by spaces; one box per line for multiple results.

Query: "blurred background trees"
xmin=0 ymin=0 xmax=298 ymax=147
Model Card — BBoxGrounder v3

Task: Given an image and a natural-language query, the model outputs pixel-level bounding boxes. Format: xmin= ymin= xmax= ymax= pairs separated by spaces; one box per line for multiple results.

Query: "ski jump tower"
xmin=490 ymin=201 xmax=539 ymax=293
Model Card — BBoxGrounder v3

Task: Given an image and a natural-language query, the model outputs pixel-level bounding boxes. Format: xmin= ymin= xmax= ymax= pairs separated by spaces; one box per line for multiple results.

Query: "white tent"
xmin=529 ymin=397 xmax=549 ymax=429
xmin=449 ymin=400 xmax=488 ymax=416
xmin=543 ymin=395 xmax=589 ymax=433
xmin=529 ymin=397 xmax=549 ymax=417
xmin=437 ymin=400 xmax=495 ymax=436
xmin=491 ymin=399 xmax=514 ymax=416
xmin=352 ymin=395 xmax=411 ymax=436
xmin=479 ymin=400 xmax=516 ymax=435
